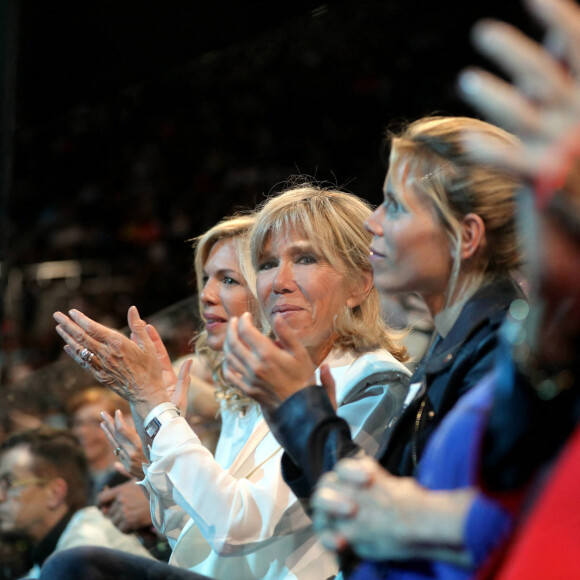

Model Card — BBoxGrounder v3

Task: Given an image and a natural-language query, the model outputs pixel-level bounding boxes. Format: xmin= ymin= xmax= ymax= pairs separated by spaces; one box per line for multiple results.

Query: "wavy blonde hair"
xmin=192 ymin=213 xmax=257 ymax=410
xmin=250 ymin=183 xmax=408 ymax=361
xmin=388 ymin=116 xmax=522 ymax=301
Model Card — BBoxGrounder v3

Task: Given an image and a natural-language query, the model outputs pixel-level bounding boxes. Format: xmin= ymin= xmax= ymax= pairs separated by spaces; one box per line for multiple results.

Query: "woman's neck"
xmin=308 ymin=338 xmax=337 ymax=368
xmin=432 ymin=271 xmax=487 ymax=337
xmin=423 ymin=270 xmax=487 ymax=328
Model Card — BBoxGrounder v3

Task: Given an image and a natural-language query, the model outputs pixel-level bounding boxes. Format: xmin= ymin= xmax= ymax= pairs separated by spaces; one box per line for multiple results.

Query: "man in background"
xmin=0 ymin=426 xmax=152 ymax=578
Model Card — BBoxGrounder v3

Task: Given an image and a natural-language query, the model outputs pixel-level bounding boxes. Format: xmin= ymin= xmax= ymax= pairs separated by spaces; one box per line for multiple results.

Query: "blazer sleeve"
xmin=140 ymin=417 xmax=301 ymax=555
xmin=273 ymin=370 xmax=410 ymax=501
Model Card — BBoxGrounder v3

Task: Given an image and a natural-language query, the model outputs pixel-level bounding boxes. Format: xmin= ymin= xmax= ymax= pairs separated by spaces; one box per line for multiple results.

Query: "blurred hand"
xmin=458 ymin=0 xmax=580 ymax=195
xmin=312 ymin=456 xmax=474 ymax=563
xmin=98 ymin=479 xmax=152 ymax=533
xmin=101 ymin=409 xmax=148 ymax=479
xmin=223 ymin=312 xmax=317 ymax=412
xmin=458 ymin=0 xmax=580 ymax=365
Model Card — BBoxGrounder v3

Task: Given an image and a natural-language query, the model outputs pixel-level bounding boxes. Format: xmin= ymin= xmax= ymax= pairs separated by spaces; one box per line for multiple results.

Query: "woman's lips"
xmin=271 ymin=305 xmax=304 ymax=318
xmin=205 ymin=315 xmax=226 ymax=330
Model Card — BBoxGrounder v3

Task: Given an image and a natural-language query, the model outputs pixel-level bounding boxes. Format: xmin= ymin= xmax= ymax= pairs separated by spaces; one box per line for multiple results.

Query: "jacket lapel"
xmin=226 ymin=417 xmax=273 ymax=478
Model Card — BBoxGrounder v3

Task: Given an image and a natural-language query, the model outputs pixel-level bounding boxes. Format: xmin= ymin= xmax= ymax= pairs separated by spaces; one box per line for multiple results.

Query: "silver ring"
xmin=80 ymin=348 xmax=95 ymax=365
xmin=114 ymin=447 xmax=121 ymax=456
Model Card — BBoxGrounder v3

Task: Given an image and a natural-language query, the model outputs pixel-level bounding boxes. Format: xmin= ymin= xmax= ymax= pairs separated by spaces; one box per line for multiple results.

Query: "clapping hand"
xmin=223 ymin=312 xmax=318 ymax=412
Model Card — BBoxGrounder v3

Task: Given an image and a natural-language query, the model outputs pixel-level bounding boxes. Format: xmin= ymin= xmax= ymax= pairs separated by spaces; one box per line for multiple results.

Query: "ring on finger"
xmin=114 ymin=447 xmax=122 ymax=456
xmin=80 ymin=348 xmax=95 ymax=365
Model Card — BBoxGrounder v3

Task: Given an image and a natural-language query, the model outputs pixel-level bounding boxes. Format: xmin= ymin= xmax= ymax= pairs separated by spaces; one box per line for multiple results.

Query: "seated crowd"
xmin=1 ymin=0 xmax=579 ymax=578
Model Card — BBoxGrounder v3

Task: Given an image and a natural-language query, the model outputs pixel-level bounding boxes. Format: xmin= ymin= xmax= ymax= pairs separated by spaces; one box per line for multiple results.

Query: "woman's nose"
xmin=365 ymin=206 xmax=384 ymax=236
xmin=272 ymin=261 xmax=295 ymax=294
xmin=201 ymin=279 xmax=218 ymax=305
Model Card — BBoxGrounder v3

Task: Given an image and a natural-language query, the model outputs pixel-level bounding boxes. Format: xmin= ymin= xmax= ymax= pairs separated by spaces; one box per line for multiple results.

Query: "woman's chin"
xmin=207 ymin=333 xmax=226 ymax=352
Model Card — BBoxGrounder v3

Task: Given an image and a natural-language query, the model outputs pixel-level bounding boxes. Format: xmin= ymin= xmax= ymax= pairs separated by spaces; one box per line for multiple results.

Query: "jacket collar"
xmin=425 ymin=277 xmax=523 ymax=374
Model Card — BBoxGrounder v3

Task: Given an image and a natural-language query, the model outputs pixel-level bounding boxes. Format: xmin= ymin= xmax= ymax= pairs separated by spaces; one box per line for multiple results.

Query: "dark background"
xmin=0 ymin=0 xmax=538 ymax=386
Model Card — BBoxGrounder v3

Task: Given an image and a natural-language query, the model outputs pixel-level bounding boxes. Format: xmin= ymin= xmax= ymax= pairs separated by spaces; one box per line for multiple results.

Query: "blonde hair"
xmin=250 ymin=183 xmax=408 ymax=361
xmin=388 ymin=116 xmax=522 ymax=299
xmin=192 ymin=213 xmax=257 ymax=410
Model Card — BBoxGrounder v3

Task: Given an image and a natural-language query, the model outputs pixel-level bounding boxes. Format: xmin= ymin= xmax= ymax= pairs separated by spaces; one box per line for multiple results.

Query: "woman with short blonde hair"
xmin=249 ymin=184 xmax=408 ymax=359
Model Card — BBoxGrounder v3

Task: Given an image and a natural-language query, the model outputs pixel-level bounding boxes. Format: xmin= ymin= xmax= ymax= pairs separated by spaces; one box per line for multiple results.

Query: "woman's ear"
xmin=346 ymin=269 xmax=374 ymax=309
xmin=460 ymin=213 xmax=486 ymax=260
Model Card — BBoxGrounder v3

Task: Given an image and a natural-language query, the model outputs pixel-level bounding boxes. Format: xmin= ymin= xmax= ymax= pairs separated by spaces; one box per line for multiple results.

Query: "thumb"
xmin=173 ymin=358 xmax=192 ymax=412
xmin=272 ymin=314 xmax=306 ymax=353
xmin=320 ymin=364 xmax=337 ymax=410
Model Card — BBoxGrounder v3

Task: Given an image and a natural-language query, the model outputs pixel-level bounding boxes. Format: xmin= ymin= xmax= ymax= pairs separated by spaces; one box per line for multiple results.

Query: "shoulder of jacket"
xmin=336 ymin=350 xmax=410 ymax=401
xmin=346 ymin=349 xmax=411 ymax=378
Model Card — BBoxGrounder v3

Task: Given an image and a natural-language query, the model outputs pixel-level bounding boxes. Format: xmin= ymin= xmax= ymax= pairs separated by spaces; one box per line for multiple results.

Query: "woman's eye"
xmin=297 ymin=254 xmax=317 ymax=265
xmin=383 ymin=194 xmax=400 ymax=215
xmin=222 ymin=276 xmax=239 ymax=286
xmin=258 ymin=259 xmax=276 ymax=271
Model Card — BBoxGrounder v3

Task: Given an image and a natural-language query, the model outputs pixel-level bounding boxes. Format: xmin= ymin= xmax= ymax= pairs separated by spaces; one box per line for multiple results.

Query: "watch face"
xmin=145 ymin=418 xmax=161 ymax=438
xmin=145 ymin=406 xmax=180 ymax=439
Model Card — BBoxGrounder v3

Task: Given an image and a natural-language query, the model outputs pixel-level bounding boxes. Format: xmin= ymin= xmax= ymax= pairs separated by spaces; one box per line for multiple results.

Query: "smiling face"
xmin=366 ymin=168 xmax=453 ymax=315
xmin=256 ymin=227 xmax=358 ymax=365
xmin=201 ymin=238 xmax=253 ymax=351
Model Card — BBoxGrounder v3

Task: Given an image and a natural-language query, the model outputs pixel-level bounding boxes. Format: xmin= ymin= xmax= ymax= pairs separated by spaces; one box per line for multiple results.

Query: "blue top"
xmin=350 ymin=372 xmax=513 ymax=580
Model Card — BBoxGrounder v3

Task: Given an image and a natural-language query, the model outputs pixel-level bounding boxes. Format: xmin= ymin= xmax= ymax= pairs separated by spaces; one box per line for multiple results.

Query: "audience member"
xmin=47 ymin=187 xmax=411 ymax=579
xmin=0 ymin=427 xmax=152 ymax=578
xmin=68 ymin=386 xmax=131 ymax=504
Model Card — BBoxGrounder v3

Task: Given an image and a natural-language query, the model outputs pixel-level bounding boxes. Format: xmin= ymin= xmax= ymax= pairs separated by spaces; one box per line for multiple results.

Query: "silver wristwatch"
xmin=144 ymin=402 xmax=181 ymax=439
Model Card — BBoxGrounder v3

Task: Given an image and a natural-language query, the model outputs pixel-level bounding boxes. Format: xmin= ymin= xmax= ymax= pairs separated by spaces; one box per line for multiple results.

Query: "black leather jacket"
xmin=267 ymin=277 xmax=523 ymax=500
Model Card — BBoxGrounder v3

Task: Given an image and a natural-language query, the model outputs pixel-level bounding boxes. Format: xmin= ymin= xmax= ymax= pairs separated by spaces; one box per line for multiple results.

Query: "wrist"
xmin=391 ymin=484 xmax=474 ymax=550
xmin=143 ymin=402 xmax=181 ymax=440
xmin=131 ymin=394 xmax=171 ymax=420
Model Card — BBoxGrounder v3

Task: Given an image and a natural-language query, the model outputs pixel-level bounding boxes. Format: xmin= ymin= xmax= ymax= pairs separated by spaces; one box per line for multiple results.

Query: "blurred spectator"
xmin=0 ymin=427 xmax=152 ymax=578
xmin=68 ymin=387 xmax=131 ymax=504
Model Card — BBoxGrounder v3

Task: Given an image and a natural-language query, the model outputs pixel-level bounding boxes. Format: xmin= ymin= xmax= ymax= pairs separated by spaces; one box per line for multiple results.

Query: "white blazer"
xmin=141 ymin=348 xmax=410 ymax=580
